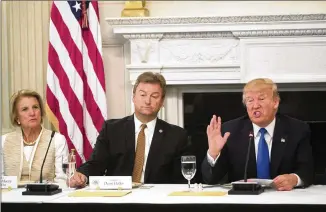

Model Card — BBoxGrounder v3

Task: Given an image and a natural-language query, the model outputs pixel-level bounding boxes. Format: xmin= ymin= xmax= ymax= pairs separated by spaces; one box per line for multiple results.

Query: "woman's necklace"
xmin=23 ymin=138 xmax=37 ymax=146
xmin=22 ymin=128 xmax=41 ymax=146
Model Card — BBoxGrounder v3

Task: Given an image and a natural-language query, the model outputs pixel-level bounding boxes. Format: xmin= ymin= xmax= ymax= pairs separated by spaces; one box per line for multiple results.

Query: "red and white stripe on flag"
xmin=46 ymin=1 xmax=107 ymax=167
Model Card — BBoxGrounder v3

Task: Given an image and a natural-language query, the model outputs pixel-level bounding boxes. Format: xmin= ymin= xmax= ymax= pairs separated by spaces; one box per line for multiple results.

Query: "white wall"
xmin=100 ymin=1 xmax=326 ymax=41
xmin=100 ymin=1 xmax=326 ymax=18
xmin=148 ymin=1 xmax=326 ymax=17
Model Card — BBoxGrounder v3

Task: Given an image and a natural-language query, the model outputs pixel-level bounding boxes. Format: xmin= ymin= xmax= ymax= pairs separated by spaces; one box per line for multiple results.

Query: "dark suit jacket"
xmin=202 ymin=114 xmax=314 ymax=187
xmin=78 ymin=115 xmax=190 ymax=184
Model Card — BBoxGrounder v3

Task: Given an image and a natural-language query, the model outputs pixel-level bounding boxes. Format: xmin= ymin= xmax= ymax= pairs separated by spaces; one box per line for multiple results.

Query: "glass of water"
xmin=62 ymin=152 xmax=76 ymax=189
xmin=181 ymin=155 xmax=196 ymax=191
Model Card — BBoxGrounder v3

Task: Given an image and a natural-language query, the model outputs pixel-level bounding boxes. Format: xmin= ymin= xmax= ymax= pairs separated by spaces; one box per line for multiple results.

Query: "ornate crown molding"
xmin=233 ymin=29 xmax=326 ymax=37
xmin=123 ymin=32 xmax=235 ymax=39
xmin=162 ymin=32 xmax=234 ymax=39
xmin=123 ymin=33 xmax=164 ymax=39
xmin=119 ymin=29 xmax=326 ymax=39
xmin=106 ymin=14 xmax=326 ymax=25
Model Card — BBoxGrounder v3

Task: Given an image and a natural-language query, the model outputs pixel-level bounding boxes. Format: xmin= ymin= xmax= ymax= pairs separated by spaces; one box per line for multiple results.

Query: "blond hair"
xmin=10 ymin=89 xmax=45 ymax=126
xmin=133 ymin=72 xmax=166 ymax=98
xmin=242 ymin=78 xmax=280 ymax=105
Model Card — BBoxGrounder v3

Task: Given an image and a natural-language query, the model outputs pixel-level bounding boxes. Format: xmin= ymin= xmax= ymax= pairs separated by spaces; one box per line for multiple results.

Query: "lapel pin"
xmin=281 ymin=138 xmax=286 ymax=143
xmin=159 ymin=129 xmax=163 ymax=133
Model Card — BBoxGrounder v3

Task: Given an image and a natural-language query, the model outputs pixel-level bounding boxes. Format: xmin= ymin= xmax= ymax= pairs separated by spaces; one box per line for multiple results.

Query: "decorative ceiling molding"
xmin=106 ymin=14 xmax=326 ymax=41
xmin=232 ymin=29 xmax=326 ymax=37
xmin=119 ymin=29 xmax=326 ymax=40
xmin=162 ymin=32 xmax=235 ymax=39
xmin=123 ymin=32 xmax=235 ymax=39
xmin=117 ymin=29 xmax=326 ymax=40
xmin=106 ymin=14 xmax=326 ymax=25
xmin=123 ymin=34 xmax=164 ymax=40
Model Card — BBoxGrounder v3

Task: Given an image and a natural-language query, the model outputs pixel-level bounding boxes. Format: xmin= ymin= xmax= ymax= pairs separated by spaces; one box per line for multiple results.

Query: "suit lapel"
xmin=270 ymin=115 xmax=288 ymax=178
xmin=125 ymin=116 xmax=135 ymax=170
xmin=240 ymin=119 xmax=257 ymax=178
xmin=144 ymin=119 xmax=165 ymax=182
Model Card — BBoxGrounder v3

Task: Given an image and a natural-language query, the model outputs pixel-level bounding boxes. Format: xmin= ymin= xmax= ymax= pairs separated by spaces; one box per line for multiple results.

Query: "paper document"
xmin=68 ymin=190 xmax=131 ymax=197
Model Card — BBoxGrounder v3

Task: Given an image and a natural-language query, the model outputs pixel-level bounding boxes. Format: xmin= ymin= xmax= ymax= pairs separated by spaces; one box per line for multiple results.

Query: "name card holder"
xmin=89 ymin=176 xmax=132 ymax=190
xmin=1 ymin=176 xmax=18 ymax=189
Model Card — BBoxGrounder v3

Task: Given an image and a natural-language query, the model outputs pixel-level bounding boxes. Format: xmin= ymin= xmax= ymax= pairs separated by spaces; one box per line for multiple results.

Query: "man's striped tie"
xmin=132 ymin=124 xmax=147 ymax=183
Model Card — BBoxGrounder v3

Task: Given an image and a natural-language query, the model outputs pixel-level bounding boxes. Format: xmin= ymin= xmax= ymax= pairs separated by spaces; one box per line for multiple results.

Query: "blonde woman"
xmin=1 ymin=89 xmax=68 ymax=184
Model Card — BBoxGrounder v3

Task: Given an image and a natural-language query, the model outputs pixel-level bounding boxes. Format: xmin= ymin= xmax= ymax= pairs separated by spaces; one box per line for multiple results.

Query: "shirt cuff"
xmin=293 ymin=173 xmax=302 ymax=187
xmin=206 ymin=151 xmax=220 ymax=167
xmin=85 ymin=176 xmax=88 ymax=184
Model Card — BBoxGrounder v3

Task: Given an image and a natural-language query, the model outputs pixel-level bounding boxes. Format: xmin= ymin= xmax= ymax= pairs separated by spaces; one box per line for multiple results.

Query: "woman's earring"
xmin=17 ymin=120 xmax=20 ymax=125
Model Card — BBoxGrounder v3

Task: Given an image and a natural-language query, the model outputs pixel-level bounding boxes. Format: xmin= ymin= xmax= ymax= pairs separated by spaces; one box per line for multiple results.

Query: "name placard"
xmin=1 ymin=176 xmax=18 ymax=189
xmin=89 ymin=176 xmax=132 ymax=190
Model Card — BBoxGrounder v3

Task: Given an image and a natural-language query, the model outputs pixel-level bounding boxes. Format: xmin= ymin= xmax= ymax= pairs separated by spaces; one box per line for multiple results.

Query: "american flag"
xmin=46 ymin=1 xmax=107 ymax=166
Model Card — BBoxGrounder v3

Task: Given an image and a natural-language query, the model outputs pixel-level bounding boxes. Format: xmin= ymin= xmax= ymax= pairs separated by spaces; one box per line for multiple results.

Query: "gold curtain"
xmin=1 ymin=1 xmax=52 ymax=133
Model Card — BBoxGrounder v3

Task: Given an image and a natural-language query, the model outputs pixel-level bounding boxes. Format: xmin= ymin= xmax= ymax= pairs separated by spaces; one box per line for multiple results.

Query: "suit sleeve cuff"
xmin=293 ymin=173 xmax=302 ymax=187
xmin=207 ymin=151 xmax=220 ymax=167
xmin=85 ymin=176 xmax=88 ymax=183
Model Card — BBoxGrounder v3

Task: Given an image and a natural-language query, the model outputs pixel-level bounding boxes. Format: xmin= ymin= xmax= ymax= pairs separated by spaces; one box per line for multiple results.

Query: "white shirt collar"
xmin=134 ymin=114 xmax=157 ymax=134
xmin=252 ymin=118 xmax=276 ymax=138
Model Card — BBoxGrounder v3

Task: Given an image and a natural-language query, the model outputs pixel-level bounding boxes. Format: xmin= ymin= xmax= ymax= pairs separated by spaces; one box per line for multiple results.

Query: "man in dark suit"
xmin=202 ymin=78 xmax=314 ymax=191
xmin=69 ymin=72 xmax=189 ymax=187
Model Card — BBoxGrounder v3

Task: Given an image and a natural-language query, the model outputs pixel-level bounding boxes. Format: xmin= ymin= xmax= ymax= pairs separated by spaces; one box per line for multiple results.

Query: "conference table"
xmin=2 ymin=184 xmax=326 ymax=212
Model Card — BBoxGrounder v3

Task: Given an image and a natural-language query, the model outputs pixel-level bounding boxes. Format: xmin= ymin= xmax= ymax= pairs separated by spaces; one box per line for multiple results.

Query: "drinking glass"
xmin=61 ymin=156 xmax=68 ymax=180
xmin=181 ymin=155 xmax=196 ymax=191
xmin=62 ymin=155 xmax=76 ymax=189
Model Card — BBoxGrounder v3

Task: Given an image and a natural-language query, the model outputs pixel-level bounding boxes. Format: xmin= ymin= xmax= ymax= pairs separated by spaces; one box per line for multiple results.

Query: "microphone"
xmin=228 ymin=131 xmax=264 ymax=195
xmin=39 ymin=131 xmax=55 ymax=183
xmin=243 ymin=132 xmax=254 ymax=182
xmin=22 ymin=131 xmax=62 ymax=196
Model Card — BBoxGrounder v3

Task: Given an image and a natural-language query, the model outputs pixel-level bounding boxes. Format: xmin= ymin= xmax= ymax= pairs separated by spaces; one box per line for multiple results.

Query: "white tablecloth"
xmin=2 ymin=184 xmax=326 ymax=205
xmin=1 ymin=188 xmax=67 ymax=203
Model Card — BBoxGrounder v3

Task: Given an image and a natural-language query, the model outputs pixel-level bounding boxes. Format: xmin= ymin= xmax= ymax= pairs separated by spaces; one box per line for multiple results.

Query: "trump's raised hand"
xmin=207 ymin=115 xmax=230 ymax=159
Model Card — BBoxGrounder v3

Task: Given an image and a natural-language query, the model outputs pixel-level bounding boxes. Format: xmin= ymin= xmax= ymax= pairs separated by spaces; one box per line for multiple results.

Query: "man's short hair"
xmin=242 ymin=78 xmax=280 ymax=105
xmin=133 ymin=72 xmax=166 ymax=98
